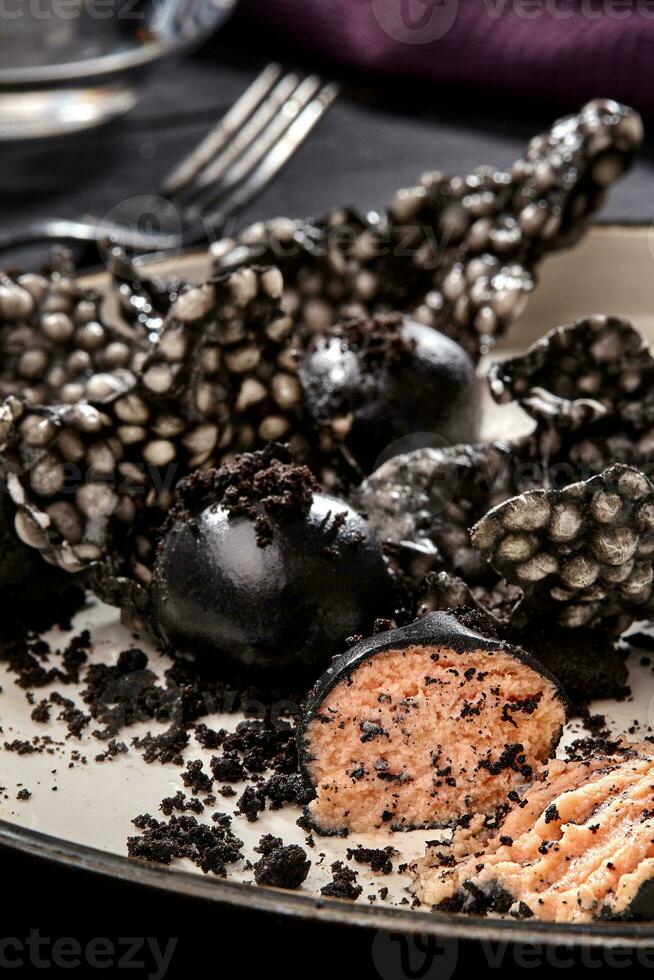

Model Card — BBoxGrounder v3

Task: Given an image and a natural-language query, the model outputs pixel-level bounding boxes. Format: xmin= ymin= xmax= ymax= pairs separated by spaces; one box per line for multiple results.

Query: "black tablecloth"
xmin=2 ymin=21 xmax=654 ymax=272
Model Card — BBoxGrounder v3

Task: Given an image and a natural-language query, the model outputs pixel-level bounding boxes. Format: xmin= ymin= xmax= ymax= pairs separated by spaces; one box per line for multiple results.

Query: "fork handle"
xmin=0 ymin=219 xmax=182 ymax=255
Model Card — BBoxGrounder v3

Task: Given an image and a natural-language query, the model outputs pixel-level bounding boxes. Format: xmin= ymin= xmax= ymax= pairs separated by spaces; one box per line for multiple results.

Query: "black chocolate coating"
xmin=150 ymin=493 xmax=396 ymax=671
xmin=298 ymin=318 xmax=480 ymax=473
xmin=298 ymin=611 xmax=568 ymax=783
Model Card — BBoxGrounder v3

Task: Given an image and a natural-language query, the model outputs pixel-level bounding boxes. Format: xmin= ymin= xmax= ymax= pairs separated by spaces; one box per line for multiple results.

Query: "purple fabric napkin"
xmin=239 ymin=0 xmax=654 ymax=115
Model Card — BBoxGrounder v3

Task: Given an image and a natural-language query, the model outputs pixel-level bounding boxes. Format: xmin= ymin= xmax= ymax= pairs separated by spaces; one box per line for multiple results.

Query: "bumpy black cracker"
xmin=0 ymin=248 xmax=148 ymax=408
xmin=0 ymin=266 xmax=327 ymax=606
xmin=213 ymin=100 xmax=641 ymax=359
xmin=472 ymin=463 xmax=654 ymax=632
xmin=489 ymin=315 xmax=654 ymax=433
xmin=107 ymin=247 xmax=184 ymax=337
xmin=355 ymin=442 xmax=515 ymax=584
xmin=488 ymin=315 xmax=654 ymax=488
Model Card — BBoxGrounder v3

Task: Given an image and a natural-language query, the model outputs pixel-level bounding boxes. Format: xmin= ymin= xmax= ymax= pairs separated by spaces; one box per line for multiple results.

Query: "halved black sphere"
xmin=298 ymin=315 xmax=480 ymax=473
xmin=150 ymin=493 xmax=396 ymax=671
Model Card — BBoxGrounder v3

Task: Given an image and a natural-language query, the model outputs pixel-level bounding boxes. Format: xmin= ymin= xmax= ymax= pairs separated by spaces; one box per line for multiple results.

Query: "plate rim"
xmin=3 ymin=818 xmax=654 ymax=946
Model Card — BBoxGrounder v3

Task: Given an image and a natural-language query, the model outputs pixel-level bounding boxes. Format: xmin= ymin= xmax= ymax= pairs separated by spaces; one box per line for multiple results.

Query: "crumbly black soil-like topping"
xmin=2 ymin=630 xmax=92 ymax=690
xmin=254 ymin=833 xmax=283 ymax=855
xmin=160 ymin=791 xmax=204 ymax=815
xmin=320 ymin=861 xmax=363 ymax=900
xmin=132 ymin=725 xmax=190 ymax=766
xmin=211 ymin=752 xmax=247 ymax=783
xmin=253 ymin=842 xmax=311 ymax=890
xmin=173 ymin=443 xmax=319 ymax=548
xmin=127 ymin=812 xmax=243 ymax=877
xmin=563 ymin=736 xmax=628 ymax=762
xmin=478 ymin=743 xmax=532 ymax=780
xmin=180 ymin=759 xmax=213 ymax=794
xmin=236 ymin=785 xmax=265 ymax=822
xmin=81 ymin=648 xmax=164 ymax=738
xmin=346 ymin=845 xmax=396 ymax=875
xmin=94 ymin=739 xmax=128 ymax=763
xmin=331 ymin=314 xmax=417 ymax=373
xmin=50 ymin=692 xmax=90 ymax=738
xmin=262 ymin=772 xmax=313 ymax=810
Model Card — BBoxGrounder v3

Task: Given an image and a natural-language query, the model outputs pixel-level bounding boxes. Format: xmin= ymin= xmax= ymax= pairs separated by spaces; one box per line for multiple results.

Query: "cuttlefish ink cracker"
xmin=490 ymin=315 xmax=654 ymax=429
xmin=472 ymin=463 xmax=654 ymax=633
xmin=214 ymin=100 xmax=641 ymax=359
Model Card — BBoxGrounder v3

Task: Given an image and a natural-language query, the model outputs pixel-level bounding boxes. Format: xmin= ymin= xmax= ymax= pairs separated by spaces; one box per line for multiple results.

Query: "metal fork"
xmin=0 ymin=65 xmax=339 ymax=256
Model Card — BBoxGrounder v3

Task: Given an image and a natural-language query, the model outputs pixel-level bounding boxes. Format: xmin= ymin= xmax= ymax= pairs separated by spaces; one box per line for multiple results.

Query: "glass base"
xmin=0 ymin=83 xmax=137 ymax=140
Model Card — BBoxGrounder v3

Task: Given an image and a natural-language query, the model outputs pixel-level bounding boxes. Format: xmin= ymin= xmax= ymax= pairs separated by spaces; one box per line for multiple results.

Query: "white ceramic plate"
xmin=2 ymin=226 xmax=654 ymax=947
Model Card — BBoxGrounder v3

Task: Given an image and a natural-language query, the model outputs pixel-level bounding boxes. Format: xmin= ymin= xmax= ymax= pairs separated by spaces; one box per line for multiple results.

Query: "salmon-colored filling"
xmin=413 ymin=746 xmax=654 ymax=922
xmin=304 ymin=643 xmax=564 ymax=834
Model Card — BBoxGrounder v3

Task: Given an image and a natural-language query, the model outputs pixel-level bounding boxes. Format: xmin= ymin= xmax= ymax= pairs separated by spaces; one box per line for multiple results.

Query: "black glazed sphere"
xmin=298 ymin=316 xmax=480 ymax=473
xmin=150 ymin=493 xmax=396 ymax=671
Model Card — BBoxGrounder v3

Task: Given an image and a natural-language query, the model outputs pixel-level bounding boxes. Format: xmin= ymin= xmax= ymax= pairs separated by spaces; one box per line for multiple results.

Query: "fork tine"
xmin=160 ymin=63 xmax=283 ymax=197
xmin=183 ymin=74 xmax=324 ymax=210
xmin=176 ymin=71 xmax=311 ymax=207
xmin=186 ymin=83 xmax=340 ymax=239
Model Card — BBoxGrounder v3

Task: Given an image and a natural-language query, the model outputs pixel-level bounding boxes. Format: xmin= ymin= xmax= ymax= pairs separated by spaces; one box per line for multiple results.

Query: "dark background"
xmin=3 ymin=17 xmax=654 ymax=977
xmin=3 ymin=19 xmax=654 ymax=273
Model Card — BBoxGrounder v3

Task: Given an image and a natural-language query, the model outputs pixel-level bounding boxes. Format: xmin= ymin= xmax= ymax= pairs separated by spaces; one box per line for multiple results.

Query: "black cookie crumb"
xmin=346 ymin=845 xmax=397 ymax=875
xmin=320 ymin=861 xmax=362 ymax=900
xmin=174 ymin=443 xmax=319 ymax=549
xmin=128 ymin=812 xmax=243 ymax=877
xmin=94 ymin=739 xmax=128 ymax=763
xmin=160 ymin=791 xmax=204 ymax=816
xmin=132 ymin=725 xmax=189 ymax=765
xmin=262 ymin=773 xmax=313 ymax=810
xmin=254 ymin=834 xmax=283 ymax=856
xmin=236 ymin=785 xmax=265 ymax=822
xmin=253 ymin=842 xmax=311 ymax=890
xmin=211 ymin=752 xmax=247 ymax=783
xmin=181 ymin=759 xmax=213 ymax=794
